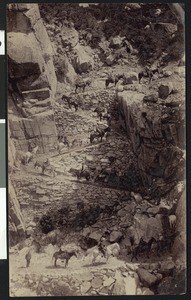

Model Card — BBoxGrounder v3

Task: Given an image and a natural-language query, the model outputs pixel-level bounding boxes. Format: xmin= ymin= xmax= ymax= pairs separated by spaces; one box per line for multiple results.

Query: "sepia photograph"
xmin=7 ymin=2 xmax=186 ymax=296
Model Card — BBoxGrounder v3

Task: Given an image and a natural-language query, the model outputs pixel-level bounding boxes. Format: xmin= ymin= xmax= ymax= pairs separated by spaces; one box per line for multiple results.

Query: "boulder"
xmin=106 ymin=54 xmax=115 ymax=66
xmin=143 ymin=94 xmax=158 ymax=103
xmin=89 ymin=231 xmax=103 ymax=242
xmin=146 ymin=206 xmax=160 ymax=216
xmin=91 ymin=277 xmax=103 ymax=289
xmin=8 ymin=32 xmax=44 ymax=79
xmin=115 ymin=85 xmax=124 ymax=92
xmin=137 ymin=268 xmax=158 ymax=288
xmin=117 ymin=209 xmax=126 ymax=217
xmin=158 ymin=260 xmax=176 ymax=276
xmin=123 ymin=273 xmax=139 ymax=295
xmin=141 ymin=287 xmax=154 ymax=295
xmin=26 ymin=226 xmax=34 ymax=236
xmin=74 ymin=272 xmax=93 ymax=282
xmin=110 ymin=230 xmax=123 ymax=242
xmin=72 ymin=44 xmax=94 ymax=74
xmin=81 ymin=281 xmax=91 ymax=294
xmin=158 ymin=82 xmax=174 ymax=99
xmin=110 ymin=36 xmax=123 ymax=48
xmin=103 ymin=277 xmax=115 ymax=287
xmin=131 ymin=192 xmax=143 ymax=203
xmin=157 ymin=269 xmax=186 ymax=295
xmin=163 ymin=70 xmax=173 ymax=77
xmin=123 ymin=72 xmax=138 ymax=84
xmin=7 ymin=4 xmax=57 ymax=96
xmin=60 ymin=26 xmax=79 ymax=48
xmin=113 ymin=270 xmax=126 ymax=295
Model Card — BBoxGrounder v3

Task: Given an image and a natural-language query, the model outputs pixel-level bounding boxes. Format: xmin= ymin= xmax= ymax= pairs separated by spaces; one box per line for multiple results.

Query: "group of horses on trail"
xmin=105 ymin=65 xmax=161 ymax=88
xmin=34 ymin=222 xmax=178 ymax=269
xmin=51 ymin=242 xmax=120 ymax=268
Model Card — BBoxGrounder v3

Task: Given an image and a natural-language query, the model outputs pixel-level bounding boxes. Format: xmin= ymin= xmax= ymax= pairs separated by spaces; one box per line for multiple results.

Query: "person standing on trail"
xmin=97 ymin=237 xmax=107 ymax=257
xmin=25 ymin=248 xmax=31 ymax=268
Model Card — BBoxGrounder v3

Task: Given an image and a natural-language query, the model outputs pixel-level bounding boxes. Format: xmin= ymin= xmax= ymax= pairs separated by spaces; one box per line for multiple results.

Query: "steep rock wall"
xmin=8 ymin=4 xmax=58 ymax=245
xmin=9 ymin=180 xmax=26 ymax=246
xmin=8 ymin=3 xmax=58 ymax=153
xmin=117 ymin=90 xmax=185 ymax=194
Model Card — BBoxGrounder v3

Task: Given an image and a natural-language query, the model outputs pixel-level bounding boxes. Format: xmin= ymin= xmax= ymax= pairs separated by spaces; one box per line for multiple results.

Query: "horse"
xmin=58 ymin=135 xmax=70 ymax=149
xmin=34 ymin=159 xmax=55 ymax=177
xmin=52 ymin=249 xmax=78 ymax=268
xmin=75 ymin=79 xmax=91 ymax=93
xmin=69 ymin=168 xmax=90 ymax=181
xmin=94 ymin=107 xmax=105 ymax=121
xmin=86 ymin=243 xmax=120 ymax=265
xmin=95 ymin=167 xmax=116 ymax=182
xmin=105 ymin=74 xmax=124 ymax=88
xmin=62 ymin=94 xmax=78 ymax=111
xmin=138 ymin=67 xmax=160 ymax=84
xmin=94 ymin=107 xmax=111 ymax=124
xmin=90 ymin=127 xmax=111 ymax=144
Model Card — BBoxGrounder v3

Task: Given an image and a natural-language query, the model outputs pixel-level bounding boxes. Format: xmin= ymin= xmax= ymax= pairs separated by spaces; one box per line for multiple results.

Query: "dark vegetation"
xmin=39 ymin=3 xmax=184 ymax=65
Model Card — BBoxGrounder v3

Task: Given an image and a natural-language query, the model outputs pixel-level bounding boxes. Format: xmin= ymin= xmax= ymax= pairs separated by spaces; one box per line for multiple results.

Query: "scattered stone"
xmin=123 ymin=273 xmax=139 ymax=295
xmin=143 ymin=94 xmax=158 ymax=103
xmin=106 ymin=54 xmax=115 ymax=66
xmin=113 ymin=270 xmax=126 ymax=295
xmin=81 ymin=281 xmax=91 ymax=294
xmin=137 ymin=268 xmax=158 ymax=288
xmin=117 ymin=209 xmax=126 ymax=217
xmin=103 ymin=277 xmax=115 ymax=287
xmin=91 ymin=277 xmax=103 ymax=289
xmin=79 ymin=272 xmax=94 ymax=282
xmin=146 ymin=206 xmax=160 ymax=216
xmin=131 ymin=192 xmax=143 ymax=203
xmin=36 ymin=188 xmax=46 ymax=195
xmin=123 ymin=72 xmax=138 ymax=84
xmin=158 ymin=260 xmax=176 ymax=276
xmin=26 ymin=226 xmax=34 ymax=236
xmin=163 ymin=70 xmax=173 ymax=77
xmin=158 ymin=82 xmax=174 ymax=99
xmin=99 ymin=286 xmax=109 ymax=295
xmin=110 ymin=36 xmax=123 ymax=48
xmin=141 ymin=287 xmax=154 ymax=295
xmin=89 ymin=231 xmax=102 ymax=242
xmin=110 ymin=230 xmax=123 ymax=242
xmin=115 ymin=84 xmax=124 ymax=92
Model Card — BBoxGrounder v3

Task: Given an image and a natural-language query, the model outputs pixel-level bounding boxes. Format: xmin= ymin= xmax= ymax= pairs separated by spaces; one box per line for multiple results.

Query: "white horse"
xmin=168 ymin=214 xmax=177 ymax=229
xmin=86 ymin=243 xmax=120 ymax=265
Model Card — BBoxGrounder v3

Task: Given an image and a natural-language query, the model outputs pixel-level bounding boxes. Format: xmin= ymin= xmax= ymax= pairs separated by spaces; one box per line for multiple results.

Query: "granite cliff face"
xmin=117 ymin=88 xmax=185 ymax=193
xmin=8 ymin=4 xmax=58 ymax=244
xmin=8 ymin=3 xmax=58 ymax=154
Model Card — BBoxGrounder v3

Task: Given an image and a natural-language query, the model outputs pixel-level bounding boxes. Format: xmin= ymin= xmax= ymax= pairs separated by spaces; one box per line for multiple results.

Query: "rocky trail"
xmin=8 ymin=3 xmax=186 ymax=297
xmin=9 ymin=61 xmax=185 ymax=296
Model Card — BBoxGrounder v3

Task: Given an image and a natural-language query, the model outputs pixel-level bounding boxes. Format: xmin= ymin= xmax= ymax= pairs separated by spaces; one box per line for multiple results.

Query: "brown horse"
xmin=90 ymin=127 xmax=111 ymax=144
